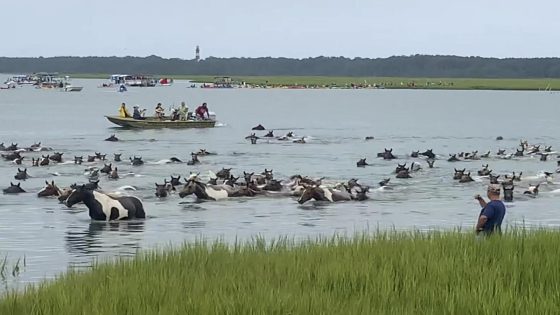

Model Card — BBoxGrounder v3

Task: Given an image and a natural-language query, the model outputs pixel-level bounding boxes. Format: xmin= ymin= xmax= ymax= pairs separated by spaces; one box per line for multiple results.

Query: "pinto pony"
xmin=65 ymin=185 xmax=146 ymax=221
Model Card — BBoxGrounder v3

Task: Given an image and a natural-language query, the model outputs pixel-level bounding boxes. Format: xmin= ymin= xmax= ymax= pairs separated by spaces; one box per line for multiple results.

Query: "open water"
xmin=0 ymin=77 xmax=559 ymax=290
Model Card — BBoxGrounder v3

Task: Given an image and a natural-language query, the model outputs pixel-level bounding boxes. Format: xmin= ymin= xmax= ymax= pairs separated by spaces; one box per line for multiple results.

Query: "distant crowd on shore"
xmin=196 ymin=80 xmax=456 ymax=90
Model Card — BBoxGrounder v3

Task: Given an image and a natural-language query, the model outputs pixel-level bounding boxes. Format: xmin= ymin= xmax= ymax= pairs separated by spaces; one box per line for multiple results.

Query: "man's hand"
xmin=474 ymin=194 xmax=481 ymax=200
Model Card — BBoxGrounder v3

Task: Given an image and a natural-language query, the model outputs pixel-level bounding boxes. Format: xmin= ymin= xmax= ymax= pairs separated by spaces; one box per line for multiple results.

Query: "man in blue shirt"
xmin=474 ymin=184 xmax=506 ymax=235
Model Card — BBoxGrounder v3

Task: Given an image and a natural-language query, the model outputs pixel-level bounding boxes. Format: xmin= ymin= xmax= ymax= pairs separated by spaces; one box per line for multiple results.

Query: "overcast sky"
xmin=2 ymin=0 xmax=557 ymax=59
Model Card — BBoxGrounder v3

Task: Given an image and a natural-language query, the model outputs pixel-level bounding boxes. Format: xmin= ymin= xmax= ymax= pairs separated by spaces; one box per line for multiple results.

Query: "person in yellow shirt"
xmin=178 ymin=101 xmax=188 ymax=121
xmin=119 ymin=103 xmax=131 ymax=118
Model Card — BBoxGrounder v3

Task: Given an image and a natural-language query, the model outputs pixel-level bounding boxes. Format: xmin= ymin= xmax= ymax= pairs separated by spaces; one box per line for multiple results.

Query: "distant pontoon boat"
xmin=110 ymin=74 xmax=158 ymax=87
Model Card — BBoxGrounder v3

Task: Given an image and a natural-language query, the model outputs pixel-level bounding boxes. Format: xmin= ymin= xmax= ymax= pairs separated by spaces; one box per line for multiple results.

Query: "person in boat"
xmin=119 ymin=103 xmax=131 ymax=118
xmin=195 ymin=102 xmax=210 ymax=120
xmin=170 ymin=108 xmax=180 ymax=121
xmin=155 ymin=103 xmax=165 ymax=119
xmin=178 ymin=101 xmax=189 ymax=121
xmin=132 ymin=105 xmax=146 ymax=120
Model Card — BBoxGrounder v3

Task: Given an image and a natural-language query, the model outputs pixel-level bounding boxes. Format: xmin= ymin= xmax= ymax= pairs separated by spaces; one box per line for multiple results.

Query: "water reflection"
xmin=65 ymin=220 xmax=145 ymax=268
xmin=182 ymin=220 xmax=206 ymax=229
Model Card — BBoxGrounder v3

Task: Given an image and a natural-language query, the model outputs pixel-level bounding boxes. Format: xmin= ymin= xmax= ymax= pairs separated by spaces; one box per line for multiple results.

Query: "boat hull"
xmin=62 ymin=86 xmax=83 ymax=92
xmin=105 ymin=116 xmax=216 ymax=129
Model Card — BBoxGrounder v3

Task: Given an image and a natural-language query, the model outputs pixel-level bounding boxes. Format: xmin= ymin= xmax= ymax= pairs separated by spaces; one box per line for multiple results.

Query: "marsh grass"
xmin=0 ymin=256 xmax=24 ymax=282
xmin=2 ymin=229 xmax=560 ymax=314
xmin=182 ymin=75 xmax=560 ymax=90
xmin=72 ymin=73 xmax=560 ymax=90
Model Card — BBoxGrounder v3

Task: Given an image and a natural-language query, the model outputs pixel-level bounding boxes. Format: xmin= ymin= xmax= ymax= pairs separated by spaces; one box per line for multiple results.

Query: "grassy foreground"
xmin=3 ymin=230 xmax=560 ymax=314
xmin=73 ymin=73 xmax=560 ymax=90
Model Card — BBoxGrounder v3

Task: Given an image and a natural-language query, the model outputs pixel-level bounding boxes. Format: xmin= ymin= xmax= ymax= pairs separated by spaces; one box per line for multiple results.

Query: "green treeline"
xmin=1 ymin=55 xmax=560 ymax=78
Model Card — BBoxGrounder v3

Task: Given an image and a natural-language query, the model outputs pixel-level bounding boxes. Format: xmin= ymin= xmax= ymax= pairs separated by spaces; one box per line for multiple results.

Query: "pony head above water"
xmin=356 ymin=158 xmax=368 ymax=167
xmin=489 ymin=174 xmax=500 ymax=184
xmin=155 ymin=181 xmax=174 ymax=197
xmin=49 ymin=152 xmax=63 ymax=163
xmin=6 ymin=143 xmax=18 ymax=151
xmin=14 ymin=156 xmax=24 ymax=165
xmin=39 ymin=155 xmax=49 ymax=166
xmin=130 ymin=156 xmax=144 ymax=166
xmin=245 ymin=133 xmax=259 ymax=144
xmin=459 ymin=172 xmax=474 ymax=183
xmin=3 ymin=182 xmax=25 ymax=194
xmin=379 ymin=178 xmax=391 ymax=187
xmin=377 ymin=148 xmax=396 ymax=160
xmin=95 ymin=152 xmax=106 ymax=160
xmin=108 ymin=167 xmax=119 ymax=179
xmin=453 ymin=168 xmax=466 ymax=180
xmin=100 ymin=163 xmax=112 ymax=174
xmin=261 ymin=169 xmax=274 ymax=180
xmin=14 ymin=168 xmax=28 ymax=180
xmin=38 ymin=180 xmax=61 ymax=197
xmin=105 ymin=134 xmax=119 ymax=142
xmin=420 ymin=149 xmax=435 ymax=159
xmin=501 ymin=180 xmax=514 ymax=202
xmin=169 ymin=175 xmax=181 ymax=187
xmin=186 ymin=153 xmax=200 ymax=165
xmin=426 ymin=159 xmax=435 ymax=168
xmin=216 ymin=168 xmax=232 ymax=179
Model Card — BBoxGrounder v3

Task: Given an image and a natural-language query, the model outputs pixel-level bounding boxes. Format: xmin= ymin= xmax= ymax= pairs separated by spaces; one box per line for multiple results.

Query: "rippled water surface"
xmin=1 ymin=78 xmax=559 ymax=289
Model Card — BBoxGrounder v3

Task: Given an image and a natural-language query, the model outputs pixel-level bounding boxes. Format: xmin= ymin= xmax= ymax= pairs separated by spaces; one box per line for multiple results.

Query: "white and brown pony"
xmin=297 ymin=185 xmax=353 ymax=204
xmin=65 ymin=185 xmax=145 ymax=221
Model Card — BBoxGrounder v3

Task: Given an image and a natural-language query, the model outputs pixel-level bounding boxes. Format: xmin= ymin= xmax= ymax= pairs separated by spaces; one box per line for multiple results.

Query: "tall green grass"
xmin=2 ymin=230 xmax=560 ymax=314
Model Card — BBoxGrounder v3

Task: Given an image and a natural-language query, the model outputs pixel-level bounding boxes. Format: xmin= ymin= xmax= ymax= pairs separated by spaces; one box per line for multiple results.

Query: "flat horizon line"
xmin=1 ymin=54 xmax=560 ymax=60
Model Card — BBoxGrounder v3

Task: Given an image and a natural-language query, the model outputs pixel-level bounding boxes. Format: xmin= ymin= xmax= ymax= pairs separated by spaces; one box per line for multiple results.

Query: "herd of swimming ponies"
xmin=1 ymin=126 xmax=559 ymax=221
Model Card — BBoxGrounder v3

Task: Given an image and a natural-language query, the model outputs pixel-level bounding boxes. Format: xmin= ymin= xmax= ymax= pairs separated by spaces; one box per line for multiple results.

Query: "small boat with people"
xmin=106 ymin=102 xmax=217 ymax=129
xmin=105 ymin=116 xmax=216 ymax=129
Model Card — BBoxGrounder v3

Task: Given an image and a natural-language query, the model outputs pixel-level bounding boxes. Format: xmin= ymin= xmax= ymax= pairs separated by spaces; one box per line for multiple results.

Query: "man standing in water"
xmin=474 ymin=184 xmax=506 ymax=235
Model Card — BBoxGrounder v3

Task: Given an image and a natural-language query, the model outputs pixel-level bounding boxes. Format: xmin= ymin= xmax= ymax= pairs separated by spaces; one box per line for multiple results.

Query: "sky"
xmin=2 ymin=0 xmax=558 ymax=59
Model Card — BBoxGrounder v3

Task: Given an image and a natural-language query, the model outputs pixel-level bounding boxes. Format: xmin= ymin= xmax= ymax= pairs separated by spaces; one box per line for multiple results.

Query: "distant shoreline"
xmin=69 ymin=73 xmax=560 ymax=91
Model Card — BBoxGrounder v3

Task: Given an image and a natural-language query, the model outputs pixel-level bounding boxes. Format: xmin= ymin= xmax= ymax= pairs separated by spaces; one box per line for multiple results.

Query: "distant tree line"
xmin=1 ymin=55 xmax=559 ymax=78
